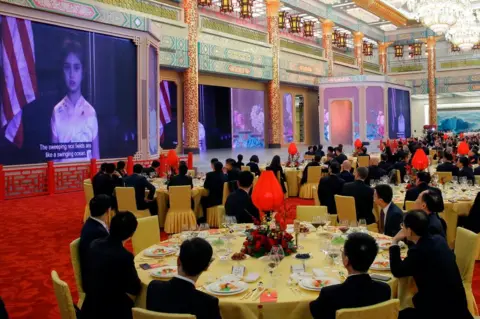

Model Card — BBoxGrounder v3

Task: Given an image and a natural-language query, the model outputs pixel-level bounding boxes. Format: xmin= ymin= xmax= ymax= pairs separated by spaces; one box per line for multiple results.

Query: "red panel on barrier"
xmin=4 ymin=166 xmax=49 ymax=199
xmin=54 ymin=164 xmax=91 ymax=194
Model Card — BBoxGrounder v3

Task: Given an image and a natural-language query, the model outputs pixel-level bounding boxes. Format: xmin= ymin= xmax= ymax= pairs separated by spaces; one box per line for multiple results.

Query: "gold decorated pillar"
xmin=266 ymin=0 xmax=281 ymax=148
xmin=353 ymin=32 xmax=364 ymax=75
xmin=378 ymin=42 xmax=389 ymax=74
xmin=427 ymin=36 xmax=437 ymax=126
xmin=322 ymin=20 xmax=334 ymax=77
xmin=183 ymin=0 xmax=199 ymax=153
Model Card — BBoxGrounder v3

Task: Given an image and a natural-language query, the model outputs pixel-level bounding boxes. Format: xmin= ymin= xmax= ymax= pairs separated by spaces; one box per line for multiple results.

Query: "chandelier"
xmin=406 ymin=0 xmax=470 ymax=35
xmin=279 ymin=11 xmax=288 ymax=29
xmin=289 ymin=16 xmax=301 ymax=33
xmin=362 ymin=41 xmax=373 ymax=56
xmin=239 ymin=0 xmax=253 ymax=19
xmin=220 ymin=0 xmax=233 ymax=13
xmin=332 ymin=30 xmax=340 ymax=45
xmin=198 ymin=0 xmax=212 ymax=6
xmin=445 ymin=10 xmax=480 ymax=51
xmin=303 ymin=21 xmax=314 ymax=37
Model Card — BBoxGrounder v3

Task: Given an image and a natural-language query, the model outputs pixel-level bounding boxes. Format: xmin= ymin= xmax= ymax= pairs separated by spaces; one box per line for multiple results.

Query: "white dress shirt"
xmin=383 ymin=202 xmax=392 ymax=225
xmin=90 ymin=216 xmax=109 ymax=233
xmin=174 ymin=274 xmax=196 ymax=286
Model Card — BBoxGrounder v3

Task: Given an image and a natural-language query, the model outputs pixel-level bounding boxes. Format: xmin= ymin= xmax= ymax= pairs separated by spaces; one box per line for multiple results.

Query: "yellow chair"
xmin=187 ymin=169 xmax=196 ymax=178
xmin=222 ymin=182 xmax=230 ymax=206
xmin=69 ymin=238 xmax=85 ymax=308
xmin=312 ymin=186 xmax=321 ymax=206
xmin=431 ymin=159 xmax=438 ymax=166
xmin=441 ymin=202 xmax=457 ymax=249
xmin=475 ymin=175 xmax=480 ymax=186
xmin=299 ymin=166 xmax=322 ymax=199
xmin=83 ymin=181 xmax=94 ymax=222
xmin=405 ymin=201 xmax=415 ymax=211
xmin=304 ymin=155 xmax=314 ymax=161
xmin=296 ymin=205 xmax=328 ymax=222
xmin=454 ymin=227 xmax=480 ymax=316
xmin=51 ymin=270 xmax=77 ymax=319
xmin=336 ymin=299 xmax=400 ymax=319
xmin=116 ymin=187 xmax=151 ymax=219
xmin=357 ymin=156 xmax=370 ymax=168
xmin=435 ymin=171 xmax=453 ymax=183
xmin=329 ymin=214 xmax=338 ymax=226
xmin=132 ymin=307 xmax=196 ymax=319
xmin=164 ymin=186 xmax=197 ymax=234
xmin=396 ymin=170 xmax=401 ymax=184
xmin=241 ymin=166 xmax=251 ymax=172
xmin=334 ymin=195 xmax=357 ymax=223
xmin=132 ymin=216 xmax=160 ymax=255
xmin=206 ymin=205 xmax=225 ymax=228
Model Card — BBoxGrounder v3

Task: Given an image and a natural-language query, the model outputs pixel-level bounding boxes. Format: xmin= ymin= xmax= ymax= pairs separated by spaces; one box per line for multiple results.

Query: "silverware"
xmin=289 ymin=287 xmax=297 ymax=295
xmin=241 ymin=288 xmax=255 ymax=300
xmin=253 ymin=287 xmax=265 ymax=300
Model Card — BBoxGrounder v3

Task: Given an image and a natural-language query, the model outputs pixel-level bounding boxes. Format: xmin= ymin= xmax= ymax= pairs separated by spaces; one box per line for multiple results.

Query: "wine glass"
xmin=358 ymin=219 xmax=367 ymax=233
xmin=199 ymin=223 xmax=210 ymax=231
xmin=339 ymin=220 xmax=350 ymax=234
xmin=432 ymin=174 xmax=439 ymax=185
xmin=326 ymin=243 xmax=342 ymax=268
xmin=403 ymin=174 xmax=410 ymax=185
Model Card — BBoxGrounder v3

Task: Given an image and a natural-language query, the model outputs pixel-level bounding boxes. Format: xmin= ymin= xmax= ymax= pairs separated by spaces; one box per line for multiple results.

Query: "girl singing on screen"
xmin=50 ymin=39 xmax=99 ymax=161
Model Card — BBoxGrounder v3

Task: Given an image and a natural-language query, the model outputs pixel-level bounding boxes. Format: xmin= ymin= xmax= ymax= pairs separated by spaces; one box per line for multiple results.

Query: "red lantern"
xmin=411 ymin=149 xmax=429 ymax=171
xmin=167 ymin=149 xmax=179 ymax=167
xmin=458 ymin=141 xmax=470 ymax=155
xmin=460 ymin=132 xmax=465 ymax=139
xmin=443 ymin=133 xmax=448 ymax=140
xmin=288 ymin=142 xmax=298 ymax=155
xmin=251 ymin=171 xmax=284 ymax=212
xmin=354 ymin=139 xmax=363 ymax=149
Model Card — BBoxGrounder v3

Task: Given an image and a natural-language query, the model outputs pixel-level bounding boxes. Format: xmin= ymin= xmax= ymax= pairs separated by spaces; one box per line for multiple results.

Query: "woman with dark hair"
xmin=267 ymin=155 xmax=287 ymax=193
xmin=246 ymin=155 xmax=261 ymax=176
xmin=237 ymin=154 xmax=244 ymax=168
xmin=50 ymin=39 xmax=99 ymax=161
xmin=461 ymin=192 xmax=480 ymax=233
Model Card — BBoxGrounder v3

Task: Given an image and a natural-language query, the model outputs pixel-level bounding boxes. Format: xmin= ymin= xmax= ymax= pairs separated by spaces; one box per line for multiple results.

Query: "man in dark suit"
xmin=390 ymin=210 xmax=471 ymax=319
xmin=378 ymin=153 xmax=391 ymax=172
xmin=168 ymin=163 xmax=193 ymax=189
xmin=147 ymin=238 xmax=221 ymax=319
xmin=143 ymin=160 xmax=161 ymax=178
xmin=474 ymin=157 xmax=480 ymax=176
xmin=246 ymin=155 xmax=261 ymax=176
xmin=81 ymin=212 xmax=141 ymax=319
xmin=92 ymin=163 xmax=123 ymax=209
xmin=225 ymin=171 xmax=259 ymax=223
xmin=366 ymin=157 xmax=387 ymax=186
xmin=310 ymin=233 xmax=390 ymax=319
xmin=315 ymin=144 xmax=325 ymax=158
xmin=300 ymin=155 xmax=321 ymax=185
xmin=341 ymin=167 xmax=375 ymax=224
xmin=338 ymin=160 xmax=354 ymax=183
xmin=374 ymin=184 xmax=403 ymax=237
xmin=225 ymin=158 xmax=240 ymax=182
xmin=457 ymin=156 xmax=475 ymax=184
xmin=414 ymin=190 xmax=446 ymax=238
xmin=201 ymin=161 xmax=227 ymax=216
xmin=318 ymin=162 xmax=345 ymax=214
xmin=436 ymin=152 xmax=459 ymax=176
xmin=124 ymin=164 xmax=157 ymax=215
xmin=404 ymin=172 xmax=444 ymax=212
xmin=79 ymin=195 xmax=111 ymax=294
xmin=391 ymin=152 xmax=409 ymax=182
xmin=334 ymin=147 xmax=348 ymax=167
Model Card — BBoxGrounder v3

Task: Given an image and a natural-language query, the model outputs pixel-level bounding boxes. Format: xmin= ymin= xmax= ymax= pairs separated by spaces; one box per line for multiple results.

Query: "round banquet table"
xmin=133 ymin=228 xmax=415 ymax=319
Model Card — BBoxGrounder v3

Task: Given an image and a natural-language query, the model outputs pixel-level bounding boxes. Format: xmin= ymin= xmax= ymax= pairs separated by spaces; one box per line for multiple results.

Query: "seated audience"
xmin=246 ymin=155 xmax=261 ymax=176
xmin=168 ymin=163 xmax=193 ymax=189
xmin=326 ymin=146 xmax=335 ymax=158
xmin=404 ymin=172 xmax=444 ymax=212
xmin=115 ymin=161 xmax=127 ymax=177
xmin=305 ymin=146 xmax=315 ymax=156
xmin=310 ymin=233 xmax=390 ymax=319
xmin=236 ymin=154 xmax=244 ymax=168
xmin=463 ymin=192 xmax=480 ymax=233
xmin=143 ymin=160 xmax=161 ymax=178
xmin=267 ymin=155 xmax=287 ymax=193
xmin=92 ymin=163 xmax=119 ymax=197
xmin=225 ymin=158 xmax=240 ymax=182
xmin=300 ymin=155 xmax=321 ymax=185
xmin=341 ymin=167 xmax=375 ymax=224
xmin=315 ymin=144 xmax=325 ymax=158
xmin=378 ymin=153 xmax=391 ymax=172
xmin=92 ymin=163 xmax=107 ymax=185
xmin=474 ymin=158 xmax=480 ymax=176
xmin=201 ymin=161 xmax=227 ymax=216
xmin=124 ymin=164 xmax=157 ymax=215
xmin=318 ymin=162 xmax=344 ymax=214
xmin=225 ymin=171 xmax=260 ymax=223
xmin=147 ymin=238 xmax=221 ymax=319
xmin=374 ymin=184 xmax=403 ymax=237
xmin=457 ymin=156 xmax=475 ymax=184
xmin=391 ymin=152 xmax=409 ymax=182
xmin=81 ymin=212 xmax=141 ymax=319
xmin=414 ymin=190 xmax=446 ymax=238
xmin=366 ymin=157 xmax=387 ymax=185
xmin=334 ymin=147 xmax=348 ymax=166
xmin=469 ymin=147 xmax=479 ymax=165
xmin=390 ymin=210 xmax=471 ymax=319
xmin=209 ymin=158 xmax=219 ymax=171
xmin=338 ymin=160 xmax=354 ymax=183
xmin=436 ymin=152 xmax=458 ymax=176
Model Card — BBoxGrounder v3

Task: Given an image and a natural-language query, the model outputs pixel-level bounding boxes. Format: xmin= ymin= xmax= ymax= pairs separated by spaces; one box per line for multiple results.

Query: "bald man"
xmin=366 ymin=157 xmax=387 ymax=186
xmin=339 ymin=160 xmax=354 ymax=183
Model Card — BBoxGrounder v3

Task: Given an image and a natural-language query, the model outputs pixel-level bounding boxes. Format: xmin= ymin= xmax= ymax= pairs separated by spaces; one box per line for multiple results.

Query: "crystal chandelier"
xmin=406 ymin=0 xmax=469 ymax=35
xmin=445 ymin=10 xmax=480 ymax=51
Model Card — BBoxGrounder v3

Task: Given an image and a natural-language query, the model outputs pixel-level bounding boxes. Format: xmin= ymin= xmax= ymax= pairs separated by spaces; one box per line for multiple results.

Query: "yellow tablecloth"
xmin=133 ymin=230 xmax=414 ymax=318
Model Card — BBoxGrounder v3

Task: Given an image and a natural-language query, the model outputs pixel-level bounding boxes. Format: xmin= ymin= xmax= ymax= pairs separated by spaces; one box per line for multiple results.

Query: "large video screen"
xmin=388 ymin=88 xmax=411 ymax=138
xmin=160 ymin=80 xmax=178 ymax=149
xmin=438 ymin=109 xmax=480 ymax=133
xmin=231 ymin=88 xmax=264 ymax=148
xmin=0 ymin=15 xmax=137 ymax=165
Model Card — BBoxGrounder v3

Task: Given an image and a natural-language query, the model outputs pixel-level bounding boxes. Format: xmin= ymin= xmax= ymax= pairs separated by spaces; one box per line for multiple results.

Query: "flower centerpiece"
xmin=286 ymin=142 xmax=300 ymax=167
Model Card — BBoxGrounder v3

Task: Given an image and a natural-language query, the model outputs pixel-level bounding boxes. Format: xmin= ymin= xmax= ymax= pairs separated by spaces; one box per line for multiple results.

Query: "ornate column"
xmin=322 ymin=20 xmax=334 ymax=77
xmin=266 ymin=0 xmax=281 ymax=148
xmin=378 ymin=42 xmax=389 ymax=74
xmin=183 ymin=0 xmax=199 ymax=153
xmin=427 ymin=36 xmax=437 ymax=126
xmin=353 ymin=32 xmax=364 ymax=75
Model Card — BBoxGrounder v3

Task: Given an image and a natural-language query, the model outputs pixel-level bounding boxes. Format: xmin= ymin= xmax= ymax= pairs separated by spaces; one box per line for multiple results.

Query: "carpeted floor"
xmin=0 ymin=193 xmax=479 ymax=318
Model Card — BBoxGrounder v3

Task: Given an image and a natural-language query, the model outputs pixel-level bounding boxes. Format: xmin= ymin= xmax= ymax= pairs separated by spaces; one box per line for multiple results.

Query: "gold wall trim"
xmin=353 ymin=0 xmax=409 ymax=27
xmin=95 ymin=0 xmax=181 ymax=20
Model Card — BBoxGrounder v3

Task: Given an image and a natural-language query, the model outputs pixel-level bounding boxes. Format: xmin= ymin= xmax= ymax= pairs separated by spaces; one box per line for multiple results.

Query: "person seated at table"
xmin=143 ymin=160 xmax=161 ymax=178
xmin=201 ymin=161 xmax=227 ymax=216
xmin=0 ymin=297 xmax=8 ymax=319
xmin=246 ymin=155 xmax=261 ymax=176
xmin=225 ymin=158 xmax=240 ymax=182
xmin=389 ymin=210 xmax=471 ymax=319
xmin=81 ymin=212 xmax=141 ymax=319
xmin=334 ymin=147 xmax=348 ymax=167
xmin=326 ymin=146 xmax=335 ymax=159
xmin=457 ymin=156 xmax=475 ymax=184
xmin=436 ymin=152 xmax=459 ymax=176
xmin=267 ymin=155 xmax=287 ymax=193
xmin=236 ymin=154 xmax=244 ymax=169
xmin=341 ymin=167 xmax=375 ymax=225
xmin=474 ymin=157 xmax=480 ymax=176
xmin=305 ymin=146 xmax=315 ymax=156
xmin=374 ymin=184 xmax=403 ymax=237
xmin=338 ymin=160 xmax=354 ymax=183
xmin=315 ymin=144 xmax=325 ymax=158
xmin=414 ymin=190 xmax=446 ymax=238
xmin=378 ymin=153 xmax=391 ymax=172
xmin=115 ymin=161 xmax=127 ymax=178
xmin=168 ymin=163 xmax=193 ymax=189
xmin=124 ymin=164 xmax=157 ymax=216
xmin=318 ymin=161 xmax=344 ymax=214
xmin=390 ymin=152 xmax=409 ymax=182
xmin=209 ymin=158 xmax=219 ymax=171
xmin=300 ymin=155 xmax=321 ymax=185
xmin=310 ymin=233 xmax=390 ymax=319
xmin=469 ymin=147 xmax=479 ymax=165
xmin=147 ymin=238 xmax=221 ymax=319
xmin=225 ymin=171 xmax=259 ymax=223
xmin=462 ymin=192 xmax=480 ymax=233
xmin=92 ymin=162 xmax=108 ymax=184
xmin=79 ymin=195 xmax=111 ymax=294
xmin=92 ymin=163 xmax=117 ymax=197
xmin=404 ymin=172 xmax=444 ymax=212
xmin=365 ymin=157 xmax=387 ymax=186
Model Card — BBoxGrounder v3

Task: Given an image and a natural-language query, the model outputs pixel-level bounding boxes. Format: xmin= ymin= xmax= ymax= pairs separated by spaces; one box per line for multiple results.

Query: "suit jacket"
xmin=378 ymin=161 xmax=391 ymax=172
xmin=79 ymin=218 xmax=109 ymax=294
xmin=341 ymin=180 xmax=375 ymax=224
xmin=383 ymin=203 xmax=404 ymax=237
xmin=81 ymin=237 xmax=141 ymax=319
xmin=227 ymin=168 xmax=240 ymax=182
xmin=366 ymin=166 xmax=387 ymax=185
xmin=143 ymin=166 xmax=158 ymax=178
xmin=318 ymin=175 xmax=345 ymax=214
xmin=436 ymin=161 xmax=459 ymax=176
xmin=338 ymin=171 xmax=354 ymax=183
xmin=335 ymin=153 xmax=348 ymax=166
xmin=392 ymin=161 xmax=408 ymax=181
xmin=474 ymin=166 xmax=480 ymax=176
xmin=300 ymin=162 xmax=321 ymax=185
xmin=92 ymin=173 xmax=119 ymax=197
xmin=428 ymin=212 xmax=446 ymax=238
xmin=315 ymin=150 xmax=325 ymax=158
xmin=459 ymin=167 xmax=475 ymax=184
xmin=124 ymin=174 xmax=156 ymax=210
xmin=246 ymin=162 xmax=261 ymax=176
xmin=389 ymin=235 xmax=471 ymax=319
xmin=404 ymin=183 xmax=445 ymax=213
xmin=224 ymin=189 xmax=259 ymax=223
xmin=168 ymin=174 xmax=193 ymax=189
xmin=147 ymin=277 xmax=222 ymax=319
xmin=203 ymin=171 xmax=227 ymax=207
xmin=309 ymin=274 xmax=390 ymax=319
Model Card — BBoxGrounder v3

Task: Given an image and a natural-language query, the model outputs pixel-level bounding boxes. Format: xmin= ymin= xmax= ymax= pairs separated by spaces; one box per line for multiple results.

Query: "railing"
xmin=0 ymin=152 xmax=193 ymax=200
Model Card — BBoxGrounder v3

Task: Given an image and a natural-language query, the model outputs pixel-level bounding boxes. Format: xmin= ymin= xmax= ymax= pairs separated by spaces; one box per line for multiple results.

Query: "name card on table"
xmin=291 ymin=264 xmax=306 ymax=274
xmin=232 ymin=265 xmax=246 ymax=278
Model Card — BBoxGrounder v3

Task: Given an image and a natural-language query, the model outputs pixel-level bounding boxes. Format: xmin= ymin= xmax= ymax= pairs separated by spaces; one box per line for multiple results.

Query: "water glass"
xmin=358 ymin=219 xmax=367 ymax=232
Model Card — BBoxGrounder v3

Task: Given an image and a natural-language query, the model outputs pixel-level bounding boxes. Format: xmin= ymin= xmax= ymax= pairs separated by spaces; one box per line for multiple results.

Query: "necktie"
xmin=379 ymin=209 xmax=386 ymax=234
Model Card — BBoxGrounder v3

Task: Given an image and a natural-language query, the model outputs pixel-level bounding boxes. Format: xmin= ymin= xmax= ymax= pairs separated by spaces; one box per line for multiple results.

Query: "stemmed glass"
xmin=403 ymin=174 xmax=410 ymax=185
xmin=432 ymin=174 xmax=439 ymax=186
xmin=339 ymin=220 xmax=350 ymax=234
xmin=358 ymin=219 xmax=367 ymax=233
xmin=326 ymin=243 xmax=342 ymax=268
xmin=266 ymin=245 xmax=285 ymax=287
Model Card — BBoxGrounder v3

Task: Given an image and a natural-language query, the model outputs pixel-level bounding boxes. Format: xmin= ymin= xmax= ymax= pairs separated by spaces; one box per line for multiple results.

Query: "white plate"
xmin=371 ymin=259 xmax=390 ymax=270
xmin=150 ymin=266 xmax=178 ymax=278
xmin=376 ymin=239 xmax=392 ymax=250
xmin=144 ymin=246 xmax=177 ymax=257
xmin=206 ymin=281 xmax=248 ymax=295
xmin=299 ymin=277 xmax=339 ymax=291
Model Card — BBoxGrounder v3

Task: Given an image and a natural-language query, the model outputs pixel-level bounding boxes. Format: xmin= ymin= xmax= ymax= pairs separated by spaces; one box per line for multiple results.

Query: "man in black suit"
xmin=334 ymin=147 xmax=348 ymax=167
xmin=414 ymin=190 xmax=446 ymax=238
xmin=225 ymin=158 xmax=240 ymax=182
xmin=458 ymin=156 xmax=475 ymax=184
xmin=143 ymin=160 xmax=161 ymax=178
xmin=315 ymin=144 xmax=325 ymax=158
xmin=147 ymin=238 xmax=221 ymax=319
xmin=300 ymin=155 xmax=321 ymax=185
xmin=338 ymin=160 xmax=354 ymax=183
xmin=366 ymin=157 xmax=387 ymax=186
xmin=201 ymin=161 xmax=227 ymax=216
xmin=168 ymin=163 xmax=193 ymax=189
xmin=79 ymin=195 xmax=111 ymax=294
xmin=374 ymin=184 xmax=403 ymax=237
xmin=341 ymin=167 xmax=375 ymax=224
xmin=310 ymin=233 xmax=390 ymax=319
xmin=124 ymin=164 xmax=157 ymax=215
xmin=318 ymin=162 xmax=344 ymax=214
xmin=378 ymin=153 xmax=391 ymax=172
xmin=92 ymin=163 xmax=123 ymax=208
xmin=436 ymin=152 xmax=459 ymax=176
xmin=246 ymin=155 xmax=261 ymax=176
xmin=404 ymin=172 xmax=444 ymax=212
xmin=81 ymin=212 xmax=141 ymax=319
xmin=391 ymin=152 xmax=409 ymax=182
xmin=225 ymin=171 xmax=259 ymax=223
xmin=390 ymin=210 xmax=471 ymax=319
xmin=474 ymin=157 xmax=480 ymax=176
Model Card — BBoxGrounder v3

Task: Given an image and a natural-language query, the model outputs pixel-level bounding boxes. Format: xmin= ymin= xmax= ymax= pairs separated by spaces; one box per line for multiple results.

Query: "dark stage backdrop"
xmin=388 ymin=88 xmax=411 ymax=139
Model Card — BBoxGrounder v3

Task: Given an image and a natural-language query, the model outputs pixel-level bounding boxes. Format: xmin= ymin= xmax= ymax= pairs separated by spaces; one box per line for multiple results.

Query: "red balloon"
xmin=458 ymin=141 xmax=470 ymax=155
xmin=411 ymin=149 xmax=429 ymax=171
xmin=167 ymin=149 xmax=179 ymax=167
xmin=354 ymin=139 xmax=362 ymax=149
xmin=252 ymin=171 xmax=284 ymax=212
xmin=288 ymin=143 xmax=298 ymax=155
xmin=443 ymin=133 xmax=448 ymax=140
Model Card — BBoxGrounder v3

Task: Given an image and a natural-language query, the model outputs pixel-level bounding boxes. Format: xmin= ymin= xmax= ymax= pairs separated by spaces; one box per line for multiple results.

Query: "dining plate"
xmin=144 ymin=246 xmax=177 ymax=257
xmin=206 ymin=281 xmax=248 ymax=295
xmin=299 ymin=277 xmax=339 ymax=291
xmin=376 ymin=239 xmax=392 ymax=250
xmin=371 ymin=259 xmax=390 ymax=270
xmin=149 ymin=266 xmax=178 ymax=278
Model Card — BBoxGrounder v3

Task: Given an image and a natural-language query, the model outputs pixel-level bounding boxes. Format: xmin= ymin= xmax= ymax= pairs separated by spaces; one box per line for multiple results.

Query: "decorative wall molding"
xmin=364 ymin=61 xmax=381 ymax=73
xmin=334 ymin=52 xmax=356 ymax=66
xmin=279 ymin=51 xmax=326 ymax=85
xmin=280 ymin=38 xmax=324 ymax=58
xmin=199 ymin=15 xmax=268 ymax=43
xmin=94 ymin=0 xmax=182 ymax=21
xmin=390 ymin=64 xmax=424 ymax=73
xmin=159 ymin=35 xmax=188 ymax=68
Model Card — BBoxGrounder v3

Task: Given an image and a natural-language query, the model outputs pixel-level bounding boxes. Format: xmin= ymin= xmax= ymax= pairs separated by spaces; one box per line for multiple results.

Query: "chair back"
xmin=335 ymin=299 xmax=400 ymax=319
xmin=304 ymin=155 xmax=314 ymax=161
xmin=405 ymin=201 xmax=415 ymax=211
xmin=475 ymin=175 xmax=480 ymax=186
xmin=132 ymin=308 xmax=196 ymax=319
xmin=429 ymin=149 xmax=436 ymax=156
xmin=296 ymin=206 xmax=328 ymax=222
xmin=69 ymin=238 xmax=84 ymax=305
xmin=307 ymin=166 xmax=322 ymax=184
xmin=187 ymin=169 xmax=195 ymax=178
xmin=169 ymin=186 xmax=192 ymax=211
xmin=132 ymin=216 xmax=160 ymax=255
xmin=241 ymin=166 xmax=251 ymax=172
xmin=396 ymin=170 xmax=401 ymax=184
xmin=357 ymin=156 xmax=370 ymax=168
xmin=51 ymin=270 xmax=77 ymax=319
xmin=116 ymin=187 xmax=139 ymax=212
xmin=436 ymin=171 xmax=453 ymax=183
xmin=222 ymin=182 xmax=230 ymax=205
xmin=84 ymin=178 xmax=92 ymax=184
xmin=334 ymin=195 xmax=357 ymax=223
xmin=312 ymin=186 xmax=321 ymax=206
xmin=84 ymin=182 xmax=94 ymax=205
xmin=431 ymin=159 xmax=438 ymax=166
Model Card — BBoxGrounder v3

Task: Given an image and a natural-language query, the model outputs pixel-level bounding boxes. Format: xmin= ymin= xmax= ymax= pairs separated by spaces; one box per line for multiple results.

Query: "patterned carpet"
xmin=0 ymin=194 xmax=478 ymax=318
